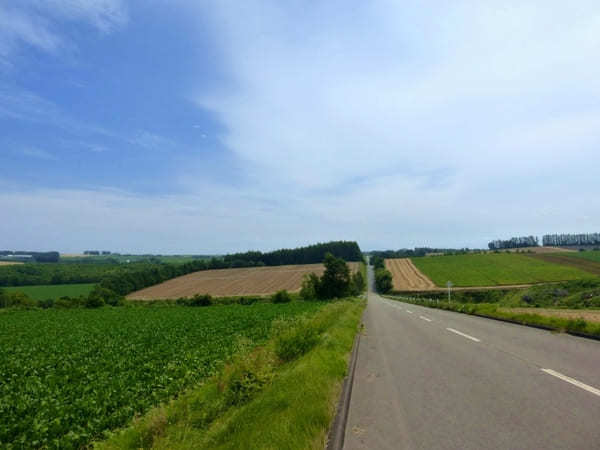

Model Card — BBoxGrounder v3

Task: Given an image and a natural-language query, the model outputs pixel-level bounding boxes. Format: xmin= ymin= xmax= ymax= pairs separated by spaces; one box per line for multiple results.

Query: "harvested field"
xmin=527 ymin=253 xmax=600 ymax=276
xmin=385 ymin=258 xmax=437 ymax=291
xmin=501 ymin=308 xmax=600 ymax=324
xmin=127 ymin=263 xmax=360 ymax=300
xmin=0 ymin=261 xmax=23 ymax=266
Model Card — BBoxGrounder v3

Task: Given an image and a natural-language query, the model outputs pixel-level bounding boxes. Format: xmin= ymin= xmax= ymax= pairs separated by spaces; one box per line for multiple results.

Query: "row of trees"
xmin=0 ymin=251 xmax=60 ymax=263
xmin=300 ymin=253 xmax=365 ymax=300
xmin=223 ymin=241 xmax=363 ymax=267
xmin=368 ymin=247 xmax=473 ymax=259
xmin=543 ymin=233 xmax=600 ymax=247
xmin=488 ymin=236 xmax=539 ymax=250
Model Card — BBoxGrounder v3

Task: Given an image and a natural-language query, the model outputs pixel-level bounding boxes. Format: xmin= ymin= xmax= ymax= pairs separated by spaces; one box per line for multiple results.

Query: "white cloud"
xmin=187 ymin=0 xmax=600 ymax=192
xmin=0 ymin=0 xmax=127 ymax=64
xmin=21 ymin=147 xmax=57 ymax=160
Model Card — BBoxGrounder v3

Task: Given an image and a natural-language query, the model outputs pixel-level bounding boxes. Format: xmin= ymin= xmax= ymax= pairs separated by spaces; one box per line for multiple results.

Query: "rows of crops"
xmin=0 ymin=303 xmax=321 ymax=448
xmin=410 ymin=253 xmax=590 ymax=287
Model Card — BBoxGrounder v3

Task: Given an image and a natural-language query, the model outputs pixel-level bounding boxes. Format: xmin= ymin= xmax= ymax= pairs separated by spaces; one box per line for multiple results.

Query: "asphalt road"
xmin=344 ymin=266 xmax=600 ymax=449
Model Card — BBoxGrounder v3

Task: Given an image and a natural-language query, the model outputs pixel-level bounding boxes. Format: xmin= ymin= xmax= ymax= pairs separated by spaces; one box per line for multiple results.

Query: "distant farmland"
xmin=527 ymin=252 xmax=600 ymax=276
xmin=385 ymin=259 xmax=437 ymax=291
xmin=4 ymin=283 xmax=96 ymax=300
xmin=0 ymin=261 xmax=23 ymax=266
xmin=127 ymin=263 xmax=360 ymax=300
xmin=410 ymin=253 xmax=590 ymax=288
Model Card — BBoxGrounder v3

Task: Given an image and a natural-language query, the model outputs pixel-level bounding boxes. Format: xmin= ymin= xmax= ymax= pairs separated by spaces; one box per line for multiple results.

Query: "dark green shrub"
xmin=85 ymin=294 xmax=105 ymax=308
xmin=189 ymin=294 xmax=212 ymax=307
xmin=375 ymin=268 xmax=393 ymax=293
xmin=238 ymin=296 xmax=258 ymax=305
xmin=350 ymin=270 xmax=366 ymax=295
xmin=317 ymin=253 xmax=351 ymax=299
xmin=300 ymin=273 xmax=319 ymax=300
xmin=38 ymin=298 xmax=55 ymax=309
xmin=272 ymin=290 xmax=292 ymax=304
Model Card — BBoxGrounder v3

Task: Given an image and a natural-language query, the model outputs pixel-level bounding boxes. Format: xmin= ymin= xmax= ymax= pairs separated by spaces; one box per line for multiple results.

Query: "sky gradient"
xmin=1 ymin=1 xmax=600 ymax=253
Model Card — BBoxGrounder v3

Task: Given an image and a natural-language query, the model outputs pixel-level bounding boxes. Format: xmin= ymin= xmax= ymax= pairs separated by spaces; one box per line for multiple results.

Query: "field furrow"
xmin=385 ymin=258 xmax=437 ymax=291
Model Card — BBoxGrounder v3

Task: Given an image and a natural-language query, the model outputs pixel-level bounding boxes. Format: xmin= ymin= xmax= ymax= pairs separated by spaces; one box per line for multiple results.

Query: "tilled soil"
xmin=385 ymin=258 xmax=437 ymax=291
xmin=127 ymin=262 xmax=360 ymax=299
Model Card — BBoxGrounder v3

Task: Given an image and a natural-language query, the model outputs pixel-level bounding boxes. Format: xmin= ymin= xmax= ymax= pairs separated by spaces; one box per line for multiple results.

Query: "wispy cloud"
xmin=188 ymin=0 xmax=600 ymax=194
xmin=21 ymin=147 xmax=57 ymax=160
xmin=0 ymin=0 xmax=127 ymax=65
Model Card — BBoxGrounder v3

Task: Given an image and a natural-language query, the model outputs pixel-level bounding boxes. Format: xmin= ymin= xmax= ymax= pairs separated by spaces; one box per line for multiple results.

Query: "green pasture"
xmin=563 ymin=250 xmax=600 ymax=264
xmin=410 ymin=253 xmax=590 ymax=287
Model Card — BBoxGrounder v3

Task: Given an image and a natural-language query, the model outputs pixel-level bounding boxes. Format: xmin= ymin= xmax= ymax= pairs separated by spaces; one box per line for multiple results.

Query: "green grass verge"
xmin=385 ymin=295 xmax=600 ymax=339
xmin=410 ymin=253 xmax=589 ymax=287
xmin=3 ymin=283 xmax=96 ymax=300
xmin=96 ymin=298 xmax=365 ymax=450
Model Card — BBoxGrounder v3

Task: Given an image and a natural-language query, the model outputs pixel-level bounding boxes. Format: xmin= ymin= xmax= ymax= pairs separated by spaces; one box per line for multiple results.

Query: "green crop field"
xmin=411 ymin=253 xmax=590 ymax=287
xmin=564 ymin=250 xmax=600 ymax=264
xmin=0 ymin=303 xmax=320 ymax=448
xmin=3 ymin=283 xmax=96 ymax=300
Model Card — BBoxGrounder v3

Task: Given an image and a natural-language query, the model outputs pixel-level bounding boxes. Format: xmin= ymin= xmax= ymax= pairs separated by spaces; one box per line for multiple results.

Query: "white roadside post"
xmin=447 ymin=281 xmax=453 ymax=303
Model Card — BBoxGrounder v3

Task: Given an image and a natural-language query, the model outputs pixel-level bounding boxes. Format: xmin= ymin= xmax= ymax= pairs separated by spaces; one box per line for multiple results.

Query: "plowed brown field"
xmin=385 ymin=258 xmax=437 ymax=291
xmin=0 ymin=261 xmax=23 ymax=266
xmin=127 ymin=262 xmax=360 ymax=300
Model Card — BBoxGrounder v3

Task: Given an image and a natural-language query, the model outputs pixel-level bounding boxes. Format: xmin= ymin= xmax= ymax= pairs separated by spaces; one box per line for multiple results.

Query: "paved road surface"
xmin=344 ymin=266 xmax=600 ymax=449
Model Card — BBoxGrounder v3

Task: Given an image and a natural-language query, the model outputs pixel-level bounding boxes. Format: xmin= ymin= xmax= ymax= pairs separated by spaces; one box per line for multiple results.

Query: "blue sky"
xmin=1 ymin=1 xmax=600 ymax=254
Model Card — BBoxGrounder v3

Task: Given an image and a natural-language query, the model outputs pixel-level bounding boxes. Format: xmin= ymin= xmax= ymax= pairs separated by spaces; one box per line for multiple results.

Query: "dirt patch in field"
xmin=385 ymin=259 xmax=437 ymax=291
xmin=501 ymin=308 xmax=600 ymax=323
xmin=127 ymin=262 xmax=360 ymax=300
xmin=527 ymin=254 xmax=600 ymax=276
xmin=0 ymin=261 xmax=24 ymax=266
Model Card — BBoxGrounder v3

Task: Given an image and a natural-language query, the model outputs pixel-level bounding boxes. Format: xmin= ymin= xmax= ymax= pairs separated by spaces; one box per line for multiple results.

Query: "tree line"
xmin=543 ymin=233 xmax=600 ymax=247
xmin=368 ymin=247 xmax=473 ymax=259
xmin=488 ymin=236 xmax=538 ymax=250
xmin=0 ymin=251 xmax=59 ymax=263
xmin=223 ymin=241 xmax=363 ymax=266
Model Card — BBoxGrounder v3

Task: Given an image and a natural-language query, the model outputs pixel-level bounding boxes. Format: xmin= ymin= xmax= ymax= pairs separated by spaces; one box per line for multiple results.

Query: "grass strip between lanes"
xmin=385 ymin=295 xmax=600 ymax=340
xmin=96 ymin=298 xmax=365 ymax=450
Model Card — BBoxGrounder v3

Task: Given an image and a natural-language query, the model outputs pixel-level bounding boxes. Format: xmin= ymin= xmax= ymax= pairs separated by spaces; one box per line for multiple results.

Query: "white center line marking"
xmin=420 ymin=316 xmax=432 ymax=322
xmin=406 ymin=310 xmax=414 ymax=314
xmin=541 ymin=369 xmax=600 ymax=397
xmin=446 ymin=328 xmax=481 ymax=342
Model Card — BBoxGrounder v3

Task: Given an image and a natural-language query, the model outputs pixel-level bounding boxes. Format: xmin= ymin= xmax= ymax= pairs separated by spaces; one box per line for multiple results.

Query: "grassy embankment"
xmin=386 ymin=279 xmax=600 ymax=339
xmin=4 ymin=283 xmax=96 ymax=300
xmin=411 ymin=253 xmax=590 ymax=287
xmin=97 ymin=299 xmax=365 ymax=450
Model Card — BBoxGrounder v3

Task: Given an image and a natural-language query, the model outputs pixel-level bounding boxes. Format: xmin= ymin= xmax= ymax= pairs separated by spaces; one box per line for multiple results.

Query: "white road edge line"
xmin=420 ymin=316 xmax=432 ymax=322
xmin=446 ymin=328 xmax=481 ymax=342
xmin=541 ymin=369 xmax=600 ymax=397
xmin=406 ymin=310 xmax=414 ymax=314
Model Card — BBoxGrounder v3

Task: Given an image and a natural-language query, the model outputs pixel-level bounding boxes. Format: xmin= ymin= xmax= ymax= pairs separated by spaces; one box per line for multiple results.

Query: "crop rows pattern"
xmin=0 ymin=303 xmax=320 ymax=448
xmin=411 ymin=253 xmax=589 ymax=287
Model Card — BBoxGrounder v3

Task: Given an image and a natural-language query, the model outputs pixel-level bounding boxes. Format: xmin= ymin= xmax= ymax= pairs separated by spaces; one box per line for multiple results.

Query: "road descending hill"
xmin=127 ymin=262 xmax=360 ymax=299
